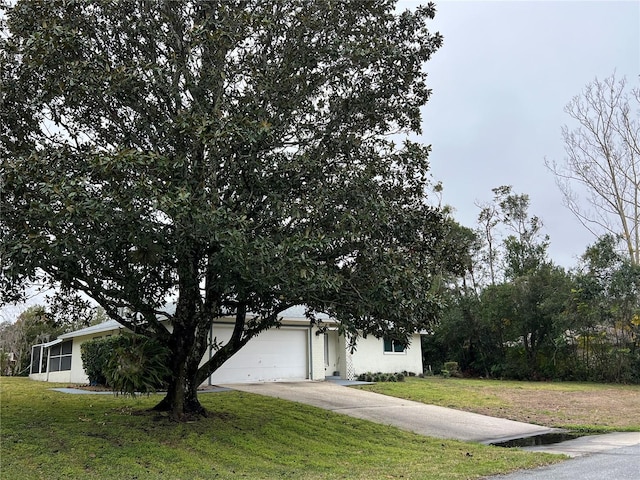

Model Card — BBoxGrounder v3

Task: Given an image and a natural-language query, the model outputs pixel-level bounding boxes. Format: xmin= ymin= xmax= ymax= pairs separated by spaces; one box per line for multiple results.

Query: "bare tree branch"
xmin=545 ymin=74 xmax=640 ymax=264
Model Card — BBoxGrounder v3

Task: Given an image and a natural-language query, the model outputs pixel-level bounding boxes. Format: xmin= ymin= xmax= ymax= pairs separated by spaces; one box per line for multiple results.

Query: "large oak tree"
xmin=1 ymin=0 xmax=457 ymax=418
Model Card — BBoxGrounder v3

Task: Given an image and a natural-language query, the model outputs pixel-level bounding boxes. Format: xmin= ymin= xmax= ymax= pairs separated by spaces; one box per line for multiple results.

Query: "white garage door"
xmin=208 ymin=326 xmax=309 ymax=384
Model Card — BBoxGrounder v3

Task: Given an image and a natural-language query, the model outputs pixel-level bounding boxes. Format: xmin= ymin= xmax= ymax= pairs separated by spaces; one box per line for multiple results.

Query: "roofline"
xmin=58 ymin=319 xmax=124 ymax=340
xmin=42 ymin=338 xmax=63 ymax=348
xmin=57 ymin=312 xmax=325 ymax=340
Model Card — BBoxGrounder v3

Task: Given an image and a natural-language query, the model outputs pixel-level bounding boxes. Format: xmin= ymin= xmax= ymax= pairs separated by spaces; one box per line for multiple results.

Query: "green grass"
xmin=359 ymin=376 xmax=510 ymax=409
xmin=0 ymin=377 xmax=561 ymax=479
xmin=358 ymin=376 xmax=640 ymax=433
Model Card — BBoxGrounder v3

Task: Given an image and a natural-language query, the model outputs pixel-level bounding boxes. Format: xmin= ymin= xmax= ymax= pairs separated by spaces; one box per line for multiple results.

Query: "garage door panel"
xmin=208 ymin=326 xmax=308 ymax=383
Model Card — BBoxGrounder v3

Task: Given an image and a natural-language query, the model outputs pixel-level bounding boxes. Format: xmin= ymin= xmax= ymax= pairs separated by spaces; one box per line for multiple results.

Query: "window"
xmin=383 ymin=337 xmax=406 ymax=353
xmin=49 ymin=340 xmax=73 ymax=372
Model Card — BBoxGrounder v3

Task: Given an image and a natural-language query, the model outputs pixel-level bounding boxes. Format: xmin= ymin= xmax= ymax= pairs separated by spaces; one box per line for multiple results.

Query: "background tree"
xmin=492 ymin=185 xmax=548 ymax=280
xmin=425 ymin=187 xmax=574 ymax=380
xmin=546 ymin=74 xmax=640 ymax=264
xmin=419 ymin=216 xmax=482 ymax=374
xmin=475 ymin=200 xmax=500 ymax=286
xmin=567 ymin=235 xmax=640 ymax=382
xmin=473 ymin=195 xmax=568 ymax=380
xmin=0 ymin=306 xmax=60 ymax=376
xmin=504 ymin=264 xmax=572 ymax=378
xmin=0 ymin=1 xmax=451 ymax=418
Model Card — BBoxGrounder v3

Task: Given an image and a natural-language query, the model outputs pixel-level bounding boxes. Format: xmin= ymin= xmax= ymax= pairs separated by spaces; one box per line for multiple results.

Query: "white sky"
xmin=402 ymin=0 xmax=640 ymax=268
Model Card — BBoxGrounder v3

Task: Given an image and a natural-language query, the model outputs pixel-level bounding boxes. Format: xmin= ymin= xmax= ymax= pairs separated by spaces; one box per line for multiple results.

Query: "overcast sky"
xmin=400 ymin=0 xmax=639 ymax=268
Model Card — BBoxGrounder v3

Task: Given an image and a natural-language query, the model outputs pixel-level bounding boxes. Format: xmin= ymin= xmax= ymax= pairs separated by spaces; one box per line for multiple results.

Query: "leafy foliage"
xmin=425 ymin=188 xmax=640 ymax=383
xmin=0 ymin=1 xmax=451 ymax=416
xmin=356 ymin=371 xmax=407 ymax=382
xmin=80 ymin=336 xmax=111 ymax=386
xmin=81 ymin=334 xmax=171 ymax=394
xmin=104 ymin=335 xmax=171 ymax=396
xmin=565 ymin=235 xmax=640 ymax=383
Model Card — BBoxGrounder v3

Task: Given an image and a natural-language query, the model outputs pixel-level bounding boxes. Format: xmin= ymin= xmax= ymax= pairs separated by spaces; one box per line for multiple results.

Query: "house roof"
xmin=58 ymin=305 xmax=333 ymax=340
xmin=279 ymin=305 xmax=332 ymax=320
xmin=58 ymin=319 xmax=123 ymax=340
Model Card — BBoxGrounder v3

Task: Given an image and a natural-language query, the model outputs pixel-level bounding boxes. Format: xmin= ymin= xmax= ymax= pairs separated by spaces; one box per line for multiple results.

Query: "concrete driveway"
xmin=225 ymin=381 xmax=554 ymax=444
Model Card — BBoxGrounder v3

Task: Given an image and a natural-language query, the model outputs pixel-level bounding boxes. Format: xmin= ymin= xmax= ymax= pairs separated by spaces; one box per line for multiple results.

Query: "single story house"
xmin=30 ymin=306 xmax=424 ymax=385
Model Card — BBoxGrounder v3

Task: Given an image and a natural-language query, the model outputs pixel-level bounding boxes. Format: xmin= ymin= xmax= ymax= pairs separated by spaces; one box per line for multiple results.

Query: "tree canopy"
xmin=0 ymin=1 xmax=455 ymax=417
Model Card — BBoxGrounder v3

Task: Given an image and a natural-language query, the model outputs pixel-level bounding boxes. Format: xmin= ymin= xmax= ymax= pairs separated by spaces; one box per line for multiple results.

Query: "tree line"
xmin=425 ymin=187 xmax=640 ymax=383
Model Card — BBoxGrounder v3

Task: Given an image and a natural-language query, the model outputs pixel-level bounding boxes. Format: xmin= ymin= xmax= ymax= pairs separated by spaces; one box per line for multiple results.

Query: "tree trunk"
xmin=150 ymin=303 xmax=261 ymax=420
xmin=152 ymin=318 xmax=209 ymax=420
xmin=153 ymin=370 xmax=206 ymax=420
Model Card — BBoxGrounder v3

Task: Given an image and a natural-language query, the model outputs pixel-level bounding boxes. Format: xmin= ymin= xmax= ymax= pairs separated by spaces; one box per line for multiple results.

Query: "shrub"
xmin=104 ymin=334 xmax=171 ymax=396
xmin=356 ymin=372 xmax=406 ymax=382
xmin=81 ymin=334 xmax=171 ymax=395
xmin=443 ymin=361 xmax=459 ymax=377
xmin=81 ymin=337 xmax=117 ymax=386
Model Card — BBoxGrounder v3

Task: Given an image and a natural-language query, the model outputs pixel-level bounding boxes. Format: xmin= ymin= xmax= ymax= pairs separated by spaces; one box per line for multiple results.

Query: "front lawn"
xmin=358 ymin=377 xmax=640 ymax=432
xmin=0 ymin=377 xmax=561 ymax=479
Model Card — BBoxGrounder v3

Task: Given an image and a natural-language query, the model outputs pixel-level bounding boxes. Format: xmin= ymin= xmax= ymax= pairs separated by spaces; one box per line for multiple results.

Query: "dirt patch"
xmin=469 ymin=386 xmax=640 ymax=429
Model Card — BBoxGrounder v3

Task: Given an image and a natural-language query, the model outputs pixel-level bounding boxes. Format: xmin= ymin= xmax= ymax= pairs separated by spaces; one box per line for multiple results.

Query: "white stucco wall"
xmin=349 ymin=334 xmax=423 ymax=376
xmin=29 ymin=372 xmax=48 ymax=382
xmin=68 ymin=337 xmax=90 ymax=384
xmin=46 ymin=369 xmax=74 ymax=383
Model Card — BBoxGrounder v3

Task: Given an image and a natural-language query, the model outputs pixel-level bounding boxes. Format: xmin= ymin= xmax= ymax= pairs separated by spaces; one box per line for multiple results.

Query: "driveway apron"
xmin=225 ymin=381 xmax=554 ymax=444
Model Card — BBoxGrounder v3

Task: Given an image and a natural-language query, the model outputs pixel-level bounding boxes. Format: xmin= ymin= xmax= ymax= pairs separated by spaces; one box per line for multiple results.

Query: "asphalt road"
xmin=490 ymin=443 xmax=640 ymax=480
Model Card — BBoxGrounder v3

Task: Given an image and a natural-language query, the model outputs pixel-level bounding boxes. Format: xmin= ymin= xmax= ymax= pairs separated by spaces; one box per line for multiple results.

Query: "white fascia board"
xmin=42 ymin=338 xmax=62 ymax=348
